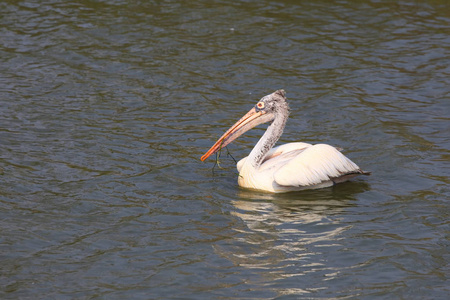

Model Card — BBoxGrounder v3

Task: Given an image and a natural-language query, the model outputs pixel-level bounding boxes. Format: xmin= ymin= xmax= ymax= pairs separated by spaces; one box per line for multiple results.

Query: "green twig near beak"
xmin=212 ymin=137 xmax=237 ymax=173
xmin=213 ymin=139 xmax=226 ymax=170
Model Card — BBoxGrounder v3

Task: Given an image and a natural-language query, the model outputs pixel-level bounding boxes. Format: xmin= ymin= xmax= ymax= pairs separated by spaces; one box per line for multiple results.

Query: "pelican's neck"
xmin=246 ymin=111 xmax=288 ymax=169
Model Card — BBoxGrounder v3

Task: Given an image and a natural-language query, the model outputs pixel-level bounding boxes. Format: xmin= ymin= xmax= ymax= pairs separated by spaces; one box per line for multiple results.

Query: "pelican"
xmin=201 ymin=89 xmax=370 ymax=193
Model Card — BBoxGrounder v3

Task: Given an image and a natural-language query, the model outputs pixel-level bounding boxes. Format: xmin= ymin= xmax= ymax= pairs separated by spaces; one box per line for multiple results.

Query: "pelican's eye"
xmin=256 ymin=102 xmax=265 ymax=110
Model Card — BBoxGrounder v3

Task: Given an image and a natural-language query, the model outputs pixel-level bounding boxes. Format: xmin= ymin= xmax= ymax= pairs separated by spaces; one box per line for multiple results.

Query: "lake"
xmin=1 ymin=0 xmax=449 ymax=299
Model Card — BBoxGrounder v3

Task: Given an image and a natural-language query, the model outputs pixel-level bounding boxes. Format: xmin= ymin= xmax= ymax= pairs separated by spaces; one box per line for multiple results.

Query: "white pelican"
xmin=201 ymin=89 xmax=370 ymax=193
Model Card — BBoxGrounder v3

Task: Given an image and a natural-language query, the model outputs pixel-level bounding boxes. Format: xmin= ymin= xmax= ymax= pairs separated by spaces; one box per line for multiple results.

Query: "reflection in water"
xmin=215 ymin=183 xmax=371 ymax=296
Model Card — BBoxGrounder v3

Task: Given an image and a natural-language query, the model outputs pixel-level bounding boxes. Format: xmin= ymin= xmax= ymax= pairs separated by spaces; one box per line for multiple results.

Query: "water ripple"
xmin=1 ymin=0 xmax=449 ymax=299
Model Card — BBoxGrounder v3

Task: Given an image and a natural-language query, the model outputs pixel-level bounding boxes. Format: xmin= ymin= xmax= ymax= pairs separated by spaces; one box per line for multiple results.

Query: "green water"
xmin=1 ymin=0 xmax=449 ymax=299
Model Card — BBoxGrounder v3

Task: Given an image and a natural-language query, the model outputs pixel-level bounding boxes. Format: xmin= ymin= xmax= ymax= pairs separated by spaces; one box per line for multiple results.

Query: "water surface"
xmin=1 ymin=0 xmax=449 ymax=299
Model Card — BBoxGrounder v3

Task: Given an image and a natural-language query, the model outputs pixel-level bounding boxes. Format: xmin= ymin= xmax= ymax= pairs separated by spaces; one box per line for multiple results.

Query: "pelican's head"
xmin=201 ymin=89 xmax=290 ymax=161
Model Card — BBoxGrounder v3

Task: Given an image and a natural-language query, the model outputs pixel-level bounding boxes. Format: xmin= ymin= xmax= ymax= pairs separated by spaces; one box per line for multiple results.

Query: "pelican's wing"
xmin=274 ymin=144 xmax=364 ymax=187
xmin=264 ymin=142 xmax=312 ymax=161
xmin=237 ymin=142 xmax=312 ymax=173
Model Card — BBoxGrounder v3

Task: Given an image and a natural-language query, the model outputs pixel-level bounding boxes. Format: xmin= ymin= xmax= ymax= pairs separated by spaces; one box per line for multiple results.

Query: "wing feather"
xmin=274 ymin=144 xmax=362 ymax=187
xmin=237 ymin=142 xmax=312 ymax=173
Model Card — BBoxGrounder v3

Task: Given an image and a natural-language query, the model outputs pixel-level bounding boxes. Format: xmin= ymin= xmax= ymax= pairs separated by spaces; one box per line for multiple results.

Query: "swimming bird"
xmin=201 ymin=89 xmax=370 ymax=193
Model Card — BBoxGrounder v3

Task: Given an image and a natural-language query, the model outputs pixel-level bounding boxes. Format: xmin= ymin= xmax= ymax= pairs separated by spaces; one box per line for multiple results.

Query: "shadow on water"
xmin=231 ymin=181 xmax=372 ymax=225
xmin=236 ymin=180 xmax=371 ymax=203
xmin=231 ymin=180 xmax=371 ymax=228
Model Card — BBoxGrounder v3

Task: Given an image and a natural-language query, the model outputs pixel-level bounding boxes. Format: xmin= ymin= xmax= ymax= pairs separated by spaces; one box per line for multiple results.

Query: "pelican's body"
xmin=201 ymin=90 xmax=369 ymax=193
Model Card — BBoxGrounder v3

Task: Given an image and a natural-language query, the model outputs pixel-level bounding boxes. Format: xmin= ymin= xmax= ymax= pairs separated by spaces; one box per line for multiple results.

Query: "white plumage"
xmin=201 ymin=90 xmax=369 ymax=193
